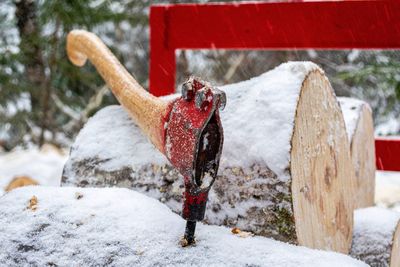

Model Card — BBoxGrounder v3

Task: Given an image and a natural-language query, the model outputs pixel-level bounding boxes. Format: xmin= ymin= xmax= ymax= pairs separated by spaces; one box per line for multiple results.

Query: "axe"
xmin=67 ymin=30 xmax=225 ymax=246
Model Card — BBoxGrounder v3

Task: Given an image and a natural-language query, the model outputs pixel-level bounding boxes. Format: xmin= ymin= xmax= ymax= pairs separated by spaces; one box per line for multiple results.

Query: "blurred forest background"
xmin=0 ymin=0 xmax=399 ymax=150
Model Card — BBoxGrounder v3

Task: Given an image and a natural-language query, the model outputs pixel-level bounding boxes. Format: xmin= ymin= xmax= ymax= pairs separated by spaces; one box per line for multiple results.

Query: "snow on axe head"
xmin=66 ymin=30 xmax=225 ymax=246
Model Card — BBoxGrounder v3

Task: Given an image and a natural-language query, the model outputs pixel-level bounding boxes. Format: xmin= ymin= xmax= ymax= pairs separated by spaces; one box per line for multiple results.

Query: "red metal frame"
xmin=149 ymin=0 xmax=400 ymax=171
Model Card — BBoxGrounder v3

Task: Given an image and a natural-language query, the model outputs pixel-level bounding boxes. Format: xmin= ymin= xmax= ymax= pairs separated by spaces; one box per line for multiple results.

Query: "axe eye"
xmin=182 ymin=81 xmax=194 ymax=101
xmin=194 ymin=113 xmax=222 ymax=190
xmin=195 ymin=88 xmax=211 ymax=110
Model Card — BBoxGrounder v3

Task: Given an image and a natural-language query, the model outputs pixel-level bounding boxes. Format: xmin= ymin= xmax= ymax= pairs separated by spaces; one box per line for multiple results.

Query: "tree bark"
xmin=62 ymin=62 xmax=355 ymax=253
xmin=15 ymin=0 xmax=48 ymax=146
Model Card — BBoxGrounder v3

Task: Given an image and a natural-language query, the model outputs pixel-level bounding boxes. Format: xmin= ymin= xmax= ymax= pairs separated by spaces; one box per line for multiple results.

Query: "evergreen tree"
xmin=0 ymin=0 xmax=147 ymax=148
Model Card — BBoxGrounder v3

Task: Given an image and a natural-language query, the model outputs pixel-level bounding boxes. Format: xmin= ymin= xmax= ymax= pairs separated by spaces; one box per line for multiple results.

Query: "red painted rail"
xmin=149 ymin=0 xmax=400 ymax=171
xmin=376 ymin=138 xmax=400 ymax=171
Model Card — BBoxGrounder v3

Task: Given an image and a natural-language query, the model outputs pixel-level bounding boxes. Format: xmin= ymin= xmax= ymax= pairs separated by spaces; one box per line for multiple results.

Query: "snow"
xmin=351 ymin=207 xmax=400 ymax=265
xmin=71 ymin=106 xmax=167 ymax=171
xmin=0 ymin=146 xmax=68 ymax=193
xmin=0 ymin=92 xmax=31 ymax=117
xmin=347 ymin=50 xmax=360 ymax=62
xmin=375 ymin=171 xmax=400 ymax=212
xmin=68 ymin=61 xmax=323 ymax=182
xmin=0 ymin=186 xmax=367 ymax=267
xmin=354 ymin=207 xmax=400 ymax=237
xmin=338 ymin=97 xmax=368 ymax=141
xmin=375 ymin=118 xmax=400 ymax=136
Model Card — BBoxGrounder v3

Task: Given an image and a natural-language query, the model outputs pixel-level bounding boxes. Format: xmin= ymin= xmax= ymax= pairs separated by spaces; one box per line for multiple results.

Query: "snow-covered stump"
xmin=350 ymin=207 xmax=400 ymax=267
xmin=0 ymin=186 xmax=367 ymax=267
xmin=62 ymin=62 xmax=355 ymax=253
xmin=339 ymin=97 xmax=376 ymax=209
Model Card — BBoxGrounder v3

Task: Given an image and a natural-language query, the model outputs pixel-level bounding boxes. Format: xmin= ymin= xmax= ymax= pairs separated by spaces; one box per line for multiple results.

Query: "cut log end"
xmin=338 ymin=97 xmax=375 ymax=209
xmin=350 ymin=104 xmax=375 ymax=208
xmin=291 ymin=70 xmax=353 ymax=253
xmin=391 ymin=222 xmax=400 ymax=267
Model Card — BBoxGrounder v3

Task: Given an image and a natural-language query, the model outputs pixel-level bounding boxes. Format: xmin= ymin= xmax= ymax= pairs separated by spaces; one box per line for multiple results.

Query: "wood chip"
xmin=75 ymin=192 xmax=83 ymax=200
xmin=27 ymin=195 xmax=38 ymax=211
xmin=231 ymin=227 xmax=254 ymax=238
xmin=231 ymin=227 xmax=241 ymax=234
xmin=179 ymin=237 xmax=196 ymax=247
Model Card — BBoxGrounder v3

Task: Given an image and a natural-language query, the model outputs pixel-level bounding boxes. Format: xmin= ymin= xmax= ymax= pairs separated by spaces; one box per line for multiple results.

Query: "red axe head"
xmin=164 ymin=77 xmax=225 ymax=245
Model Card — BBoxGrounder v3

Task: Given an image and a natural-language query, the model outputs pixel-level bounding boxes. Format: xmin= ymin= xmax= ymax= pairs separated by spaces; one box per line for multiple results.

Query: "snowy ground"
xmin=0 ymin=186 xmax=367 ymax=266
xmin=375 ymin=171 xmax=400 ymax=211
xmin=0 ymin=148 xmax=400 ymax=209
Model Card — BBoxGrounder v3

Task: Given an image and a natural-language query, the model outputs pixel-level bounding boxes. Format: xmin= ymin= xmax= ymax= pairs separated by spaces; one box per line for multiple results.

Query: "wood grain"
xmin=291 ymin=71 xmax=354 ymax=253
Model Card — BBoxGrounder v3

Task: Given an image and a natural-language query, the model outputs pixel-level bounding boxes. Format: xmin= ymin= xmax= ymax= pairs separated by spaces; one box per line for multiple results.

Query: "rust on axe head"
xmin=66 ymin=30 xmax=226 ymax=247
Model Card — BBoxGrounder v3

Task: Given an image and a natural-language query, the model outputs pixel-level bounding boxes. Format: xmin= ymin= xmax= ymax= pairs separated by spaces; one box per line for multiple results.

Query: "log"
xmin=338 ymin=97 xmax=376 ymax=208
xmin=0 ymin=186 xmax=367 ymax=267
xmin=5 ymin=176 xmax=38 ymax=192
xmin=62 ymin=62 xmax=355 ymax=253
xmin=350 ymin=207 xmax=400 ymax=267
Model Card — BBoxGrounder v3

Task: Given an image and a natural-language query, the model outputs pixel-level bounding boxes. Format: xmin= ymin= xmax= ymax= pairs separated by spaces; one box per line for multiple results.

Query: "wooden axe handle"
xmin=67 ymin=30 xmax=168 ymax=151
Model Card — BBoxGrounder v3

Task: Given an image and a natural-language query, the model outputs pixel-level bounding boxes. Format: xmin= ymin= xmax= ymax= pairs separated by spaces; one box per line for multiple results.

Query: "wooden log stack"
xmin=339 ymin=98 xmax=400 ymax=266
xmin=62 ymin=62 xmax=355 ymax=253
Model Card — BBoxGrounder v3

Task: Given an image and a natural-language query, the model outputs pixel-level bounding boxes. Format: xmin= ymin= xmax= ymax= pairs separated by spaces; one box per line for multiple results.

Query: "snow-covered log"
xmin=62 ymin=62 xmax=355 ymax=253
xmin=339 ymin=97 xmax=375 ymax=209
xmin=350 ymin=207 xmax=400 ymax=267
xmin=0 ymin=186 xmax=367 ymax=267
